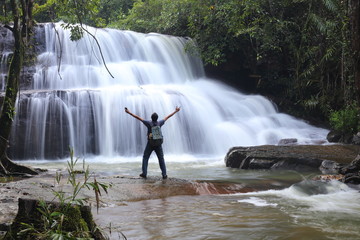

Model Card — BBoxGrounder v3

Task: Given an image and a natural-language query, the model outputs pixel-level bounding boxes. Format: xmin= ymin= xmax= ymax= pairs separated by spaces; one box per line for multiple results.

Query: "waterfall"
xmin=0 ymin=27 xmax=14 ymax=91
xmin=8 ymin=23 xmax=328 ymax=160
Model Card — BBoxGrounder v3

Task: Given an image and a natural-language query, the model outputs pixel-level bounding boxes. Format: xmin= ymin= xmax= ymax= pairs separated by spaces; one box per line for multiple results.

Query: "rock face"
xmin=339 ymin=154 xmax=360 ymax=184
xmin=0 ymin=25 xmax=45 ymax=91
xmin=225 ymin=144 xmax=359 ymax=173
xmin=327 ymin=130 xmax=360 ymax=145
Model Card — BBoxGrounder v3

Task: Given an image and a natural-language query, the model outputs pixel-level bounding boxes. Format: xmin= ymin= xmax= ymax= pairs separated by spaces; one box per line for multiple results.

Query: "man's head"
xmin=151 ymin=112 xmax=158 ymax=122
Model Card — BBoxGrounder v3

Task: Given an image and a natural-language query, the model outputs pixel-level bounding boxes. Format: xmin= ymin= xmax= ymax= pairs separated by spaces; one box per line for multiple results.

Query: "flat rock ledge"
xmin=224 ymin=144 xmax=359 ymax=173
xmin=0 ymin=171 xmax=247 ymax=232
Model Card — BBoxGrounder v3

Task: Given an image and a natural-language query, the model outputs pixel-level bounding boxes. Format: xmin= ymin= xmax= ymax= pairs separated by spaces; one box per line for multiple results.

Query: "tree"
xmin=0 ymin=0 xmax=38 ymax=176
xmin=98 ymin=0 xmax=134 ymax=25
xmin=116 ymin=0 xmax=355 ymax=123
xmin=0 ymin=0 xmax=104 ymax=176
xmin=349 ymin=0 xmax=360 ymax=105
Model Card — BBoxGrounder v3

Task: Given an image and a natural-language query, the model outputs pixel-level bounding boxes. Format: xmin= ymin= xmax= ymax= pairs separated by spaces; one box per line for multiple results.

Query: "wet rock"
xmin=313 ymin=174 xmax=343 ymax=182
xmin=271 ymin=158 xmax=323 ymax=171
xmin=342 ymin=173 xmax=360 ymax=184
xmin=248 ymin=159 xmax=276 ymax=169
xmin=225 ymin=150 xmax=247 ymax=168
xmin=0 ymin=198 xmax=15 ymax=204
xmin=320 ymin=160 xmax=344 ymax=174
xmin=225 ymin=144 xmax=359 ymax=172
xmin=278 ymin=138 xmax=298 ymax=145
xmin=352 ymin=132 xmax=360 ymax=145
xmin=339 ymin=154 xmax=360 ymax=174
xmin=327 ymin=130 xmax=342 ymax=143
xmin=0 ymin=24 xmax=46 ymax=91
xmin=327 ymin=130 xmax=360 ymax=145
xmin=338 ymin=154 xmax=360 ymax=184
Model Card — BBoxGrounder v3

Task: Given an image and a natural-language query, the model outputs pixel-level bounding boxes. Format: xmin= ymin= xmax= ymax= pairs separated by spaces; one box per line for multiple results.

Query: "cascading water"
xmin=0 ymin=27 xmax=14 ymax=91
xmin=8 ymin=23 xmax=328 ymax=160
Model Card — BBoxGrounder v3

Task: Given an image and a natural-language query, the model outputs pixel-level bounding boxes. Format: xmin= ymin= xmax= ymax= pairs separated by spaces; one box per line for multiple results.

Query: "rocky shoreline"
xmin=224 ymin=144 xmax=360 ymax=183
xmin=0 ymin=169 xmax=249 ymax=234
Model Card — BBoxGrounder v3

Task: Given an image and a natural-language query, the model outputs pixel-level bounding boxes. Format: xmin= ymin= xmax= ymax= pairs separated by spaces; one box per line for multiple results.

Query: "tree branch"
xmin=53 ymin=23 xmax=63 ymax=80
xmin=81 ymin=25 xmax=115 ymax=79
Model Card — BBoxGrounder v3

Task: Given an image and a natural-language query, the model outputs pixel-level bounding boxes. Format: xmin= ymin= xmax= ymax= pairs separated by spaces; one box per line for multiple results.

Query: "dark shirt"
xmin=142 ymin=119 xmax=165 ymax=137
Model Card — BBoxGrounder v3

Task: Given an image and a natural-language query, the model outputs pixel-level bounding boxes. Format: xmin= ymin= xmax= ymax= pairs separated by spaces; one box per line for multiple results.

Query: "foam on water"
xmin=238 ymin=197 xmax=278 ymax=207
xmin=235 ymin=180 xmax=360 ymax=215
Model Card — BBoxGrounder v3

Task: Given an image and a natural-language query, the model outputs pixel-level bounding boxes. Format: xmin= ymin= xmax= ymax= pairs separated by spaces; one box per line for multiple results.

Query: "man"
xmin=125 ymin=106 xmax=180 ymax=179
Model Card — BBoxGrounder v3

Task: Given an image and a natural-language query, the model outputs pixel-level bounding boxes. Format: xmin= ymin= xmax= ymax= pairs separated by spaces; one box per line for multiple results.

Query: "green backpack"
xmin=148 ymin=124 xmax=163 ymax=147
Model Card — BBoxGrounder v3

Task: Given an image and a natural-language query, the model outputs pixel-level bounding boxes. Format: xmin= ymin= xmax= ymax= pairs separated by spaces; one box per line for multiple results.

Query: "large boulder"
xmin=225 ymin=144 xmax=359 ymax=173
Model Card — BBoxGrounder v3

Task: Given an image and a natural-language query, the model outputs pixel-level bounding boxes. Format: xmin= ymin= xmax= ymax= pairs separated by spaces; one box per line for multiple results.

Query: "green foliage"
xmin=98 ymin=0 xmax=135 ymax=25
xmin=4 ymin=97 xmax=16 ymax=121
xmin=329 ymin=104 xmax=360 ymax=134
xmin=0 ymin=1 xmax=12 ymax=24
xmin=60 ymin=23 xmax=84 ymax=42
xmin=59 ymin=148 xmax=110 ymax=209
xmin=33 ymin=0 xmax=104 ymax=26
xmin=112 ymin=0 xmax=355 ymax=122
xmin=114 ymin=0 xmax=165 ymax=32
xmin=32 ymin=0 xmax=107 ymax=43
xmin=0 ymin=176 xmax=14 ymax=182
xmin=18 ymin=201 xmax=93 ymax=239
xmin=16 ymin=148 xmax=111 ymax=240
xmin=114 ymin=0 xmax=241 ymax=65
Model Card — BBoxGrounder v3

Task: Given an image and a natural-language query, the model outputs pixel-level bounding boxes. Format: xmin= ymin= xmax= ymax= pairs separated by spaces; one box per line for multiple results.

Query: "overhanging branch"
xmin=81 ymin=25 xmax=115 ymax=79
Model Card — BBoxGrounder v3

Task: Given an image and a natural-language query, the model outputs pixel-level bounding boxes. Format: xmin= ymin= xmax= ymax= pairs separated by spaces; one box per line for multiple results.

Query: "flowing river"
xmin=2 ymin=23 xmax=360 ymax=239
xmin=26 ymin=157 xmax=360 ymax=240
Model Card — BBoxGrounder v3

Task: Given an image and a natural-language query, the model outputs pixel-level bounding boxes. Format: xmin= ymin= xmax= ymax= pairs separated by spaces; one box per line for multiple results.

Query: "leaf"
xmin=50 ymin=211 xmax=63 ymax=218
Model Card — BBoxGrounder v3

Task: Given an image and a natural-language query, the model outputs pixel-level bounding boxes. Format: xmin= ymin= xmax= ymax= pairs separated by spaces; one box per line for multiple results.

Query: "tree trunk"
xmin=3 ymin=198 xmax=106 ymax=240
xmin=0 ymin=0 xmax=37 ymax=176
xmin=350 ymin=0 xmax=360 ymax=104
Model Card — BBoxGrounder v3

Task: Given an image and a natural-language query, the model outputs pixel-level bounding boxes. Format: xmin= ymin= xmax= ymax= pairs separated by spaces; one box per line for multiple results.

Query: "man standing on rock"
xmin=125 ymin=107 xmax=180 ymax=179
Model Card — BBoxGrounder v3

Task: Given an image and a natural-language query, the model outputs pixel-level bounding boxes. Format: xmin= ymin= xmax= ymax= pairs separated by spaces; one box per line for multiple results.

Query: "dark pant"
xmin=142 ymin=142 xmax=167 ymax=177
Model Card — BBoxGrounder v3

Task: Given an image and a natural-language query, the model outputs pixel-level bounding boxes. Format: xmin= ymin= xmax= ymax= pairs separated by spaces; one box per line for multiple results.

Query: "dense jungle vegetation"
xmin=110 ymin=0 xmax=359 ymax=132
xmin=2 ymin=0 xmax=360 ymax=133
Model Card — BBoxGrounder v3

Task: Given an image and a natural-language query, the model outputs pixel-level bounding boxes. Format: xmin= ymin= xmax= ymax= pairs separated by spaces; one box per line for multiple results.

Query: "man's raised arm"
xmin=125 ymin=107 xmax=144 ymax=121
xmin=164 ymin=107 xmax=181 ymax=121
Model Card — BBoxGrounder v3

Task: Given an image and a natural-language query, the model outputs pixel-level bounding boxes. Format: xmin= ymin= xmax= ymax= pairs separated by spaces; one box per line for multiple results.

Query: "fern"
xmin=322 ymin=0 xmax=339 ymax=12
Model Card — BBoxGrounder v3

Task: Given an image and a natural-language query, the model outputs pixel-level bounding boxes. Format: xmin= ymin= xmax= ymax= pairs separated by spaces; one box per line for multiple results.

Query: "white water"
xmin=0 ymin=27 xmax=14 ymax=91
xmin=10 ymin=23 xmax=328 ymax=160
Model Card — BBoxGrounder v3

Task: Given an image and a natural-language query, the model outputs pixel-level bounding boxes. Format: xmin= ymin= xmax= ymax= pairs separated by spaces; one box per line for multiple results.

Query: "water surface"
xmin=26 ymin=157 xmax=360 ymax=240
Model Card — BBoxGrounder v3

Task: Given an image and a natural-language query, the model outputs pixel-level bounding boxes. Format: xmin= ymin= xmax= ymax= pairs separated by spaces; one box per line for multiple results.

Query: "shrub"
xmin=329 ymin=104 xmax=360 ymax=134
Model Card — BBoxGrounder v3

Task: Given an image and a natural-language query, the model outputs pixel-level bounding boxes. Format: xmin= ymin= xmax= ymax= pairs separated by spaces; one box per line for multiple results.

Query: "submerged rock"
xmin=278 ymin=138 xmax=298 ymax=145
xmin=225 ymin=144 xmax=359 ymax=173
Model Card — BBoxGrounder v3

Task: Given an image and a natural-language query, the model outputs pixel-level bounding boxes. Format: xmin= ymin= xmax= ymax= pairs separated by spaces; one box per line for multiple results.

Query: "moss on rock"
xmin=3 ymin=198 xmax=105 ymax=240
